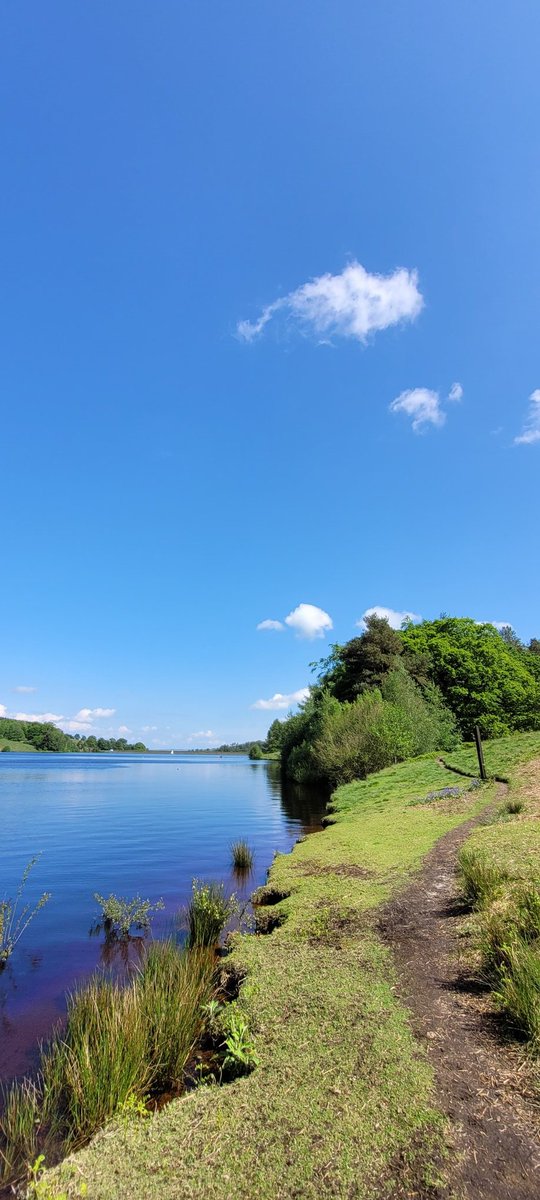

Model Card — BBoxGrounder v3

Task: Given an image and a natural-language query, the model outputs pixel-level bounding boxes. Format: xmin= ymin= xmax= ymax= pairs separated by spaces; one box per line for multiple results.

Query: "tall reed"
xmin=0 ymin=940 xmax=216 ymax=1186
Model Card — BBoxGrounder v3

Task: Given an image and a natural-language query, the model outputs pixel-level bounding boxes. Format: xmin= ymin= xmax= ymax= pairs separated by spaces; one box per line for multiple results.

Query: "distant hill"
xmin=0 ymin=717 xmax=147 ymax=753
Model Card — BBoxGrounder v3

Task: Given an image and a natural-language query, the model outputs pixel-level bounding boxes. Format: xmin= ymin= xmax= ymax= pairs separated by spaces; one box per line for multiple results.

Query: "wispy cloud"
xmin=118 ymin=725 xmax=132 ymax=735
xmin=237 ymin=261 xmax=423 ymax=345
xmin=390 ymin=382 xmax=463 ymax=433
xmin=14 ymin=711 xmax=64 ymax=723
xmin=390 ymin=387 xmax=445 ymax=432
xmin=256 ymin=619 xmax=285 ymax=632
xmin=448 ymin=382 xmax=463 ymax=403
xmin=356 ymin=605 xmax=421 ymax=631
xmin=514 ymin=389 xmax=540 ymax=445
xmin=252 ymin=688 xmax=310 ymax=712
xmin=284 ymin=604 xmax=333 ymax=640
xmin=13 ymin=685 xmax=37 ymax=694
xmin=142 ymin=725 xmax=158 ymax=733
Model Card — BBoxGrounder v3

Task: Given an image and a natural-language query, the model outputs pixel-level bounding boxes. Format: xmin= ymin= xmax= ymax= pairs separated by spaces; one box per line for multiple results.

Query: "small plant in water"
xmin=0 ymin=855 xmax=51 ymax=967
xmin=94 ymin=893 xmax=164 ymax=938
xmin=186 ymin=881 xmax=236 ymax=948
xmin=230 ymin=840 xmax=254 ymax=871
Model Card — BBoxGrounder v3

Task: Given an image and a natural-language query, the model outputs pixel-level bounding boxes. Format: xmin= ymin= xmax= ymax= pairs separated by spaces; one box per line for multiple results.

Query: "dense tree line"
xmin=266 ymin=616 xmax=540 ymax=786
xmin=0 ymin=717 xmax=146 ymax=753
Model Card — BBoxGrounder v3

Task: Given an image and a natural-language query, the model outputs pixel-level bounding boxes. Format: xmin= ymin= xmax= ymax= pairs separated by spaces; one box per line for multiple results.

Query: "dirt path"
xmin=379 ymin=785 xmax=540 ymax=1200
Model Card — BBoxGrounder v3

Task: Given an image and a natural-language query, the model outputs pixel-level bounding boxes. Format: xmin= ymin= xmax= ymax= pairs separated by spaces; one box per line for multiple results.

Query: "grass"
xmin=44 ymin=752 xmax=499 ymax=1199
xmin=186 ymin=881 xmax=235 ymax=948
xmin=0 ymin=737 xmax=37 ymax=752
xmin=0 ymin=942 xmax=216 ymax=1186
xmin=456 ymin=751 xmax=540 ymax=1050
xmin=444 ymin=730 xmax=540 ymax=781
xmin=230 ymin=841 xmax=254 ymax=871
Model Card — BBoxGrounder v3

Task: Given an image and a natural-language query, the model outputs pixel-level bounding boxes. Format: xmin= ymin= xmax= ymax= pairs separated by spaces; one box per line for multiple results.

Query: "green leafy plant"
xmin=93 ymin=893 xmax=164 ymax=938
xmin=186 ymin=881 xmax=235 ymax=948
xmin=115 ymin=1091 xmax=150 ymax=1123
xmin=220 ymin=1010 xmax=258 ymax=1077
xmin=0 ymin=855 xmax=51 ymax=966
xmin=26 ymin=1155 xmax=88 ymax=1199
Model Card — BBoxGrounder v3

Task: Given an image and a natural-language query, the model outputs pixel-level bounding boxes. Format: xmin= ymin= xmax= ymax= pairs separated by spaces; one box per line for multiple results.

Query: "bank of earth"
xmin=48 ymin=733 xmax=540 ymax=1199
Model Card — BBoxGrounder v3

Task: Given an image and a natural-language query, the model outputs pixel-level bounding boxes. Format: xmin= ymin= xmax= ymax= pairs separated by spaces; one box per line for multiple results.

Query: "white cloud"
xmin=14 ymin=711 xmax=64 ymax=723
xmin=252 ymin=687 xmax=310 ymax=711
xmin=514 ymin=389 xmax=540 ymax=445
xmin=257 ymin=619 xmax=285 ymax=632
xmin=73 ymin=707 xmax=116 ymax=721
xmin=237 ymin=261 xmax=423 ymax=345
xmin=284 ymin=603 xmax=333 ymax=640
xmin=489 ymin=621 xmax=513 ymax=631
xmin=117 ymin=725 xmax=132 ymax=735
xmin=356 ymin=606 xmax=421 ymax=631
xmin=390 ymin=387 xmax=445 ymax=432
xmin=62 ymin=719 xmax=94 ymax=733
xmin=13 ymin=685 xmax=37 ymax=694
xmin=0 ymin=704 xmax=7 ymax=718
xmin=142 ymin=725 xmax=158 ymax=733
xmin=390 ymin=382 xmax=464 ymax=433
xmin=189 ymin=730 xmax=216 ymax=740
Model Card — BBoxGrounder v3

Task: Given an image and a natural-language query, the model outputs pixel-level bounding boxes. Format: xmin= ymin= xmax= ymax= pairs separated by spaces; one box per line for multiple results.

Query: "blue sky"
xmin=1 ymin=2 xmax=539 ymax=747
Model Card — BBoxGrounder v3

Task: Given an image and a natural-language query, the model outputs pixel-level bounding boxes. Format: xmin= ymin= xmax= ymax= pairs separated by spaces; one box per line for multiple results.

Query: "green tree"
xmin=319 ymin=614 xmax=403 ymax=702
xmin=401 ymin=617 xmax=540 ymax=738
xmin=249 ymin=742 xmax=263 ymax=760
xmin=265 ymin=719 xmax=285 ymax=753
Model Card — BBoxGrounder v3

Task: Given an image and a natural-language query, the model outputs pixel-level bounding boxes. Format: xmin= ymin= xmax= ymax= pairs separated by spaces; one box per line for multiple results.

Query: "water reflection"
xmin=0 ymin=753 xmax=327 ymax=1083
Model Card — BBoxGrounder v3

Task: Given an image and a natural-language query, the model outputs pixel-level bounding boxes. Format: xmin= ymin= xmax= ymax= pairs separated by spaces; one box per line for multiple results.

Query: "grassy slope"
xmin=444 ymin=730 xmax=540 ymax=782
xmin=49 ymin=756 xmax=498 ymax=1200
xmin=0 ymin=737 xmax=37 ymax=752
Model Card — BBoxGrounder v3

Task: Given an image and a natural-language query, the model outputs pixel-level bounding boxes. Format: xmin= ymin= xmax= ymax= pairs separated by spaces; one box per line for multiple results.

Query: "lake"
xmin=0 ymin=753 xmax=326 ymax=1084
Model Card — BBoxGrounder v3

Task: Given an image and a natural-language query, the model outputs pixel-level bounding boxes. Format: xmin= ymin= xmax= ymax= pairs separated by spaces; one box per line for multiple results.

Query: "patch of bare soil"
xmin=379 ymin=785 xmax=540 ymax=1200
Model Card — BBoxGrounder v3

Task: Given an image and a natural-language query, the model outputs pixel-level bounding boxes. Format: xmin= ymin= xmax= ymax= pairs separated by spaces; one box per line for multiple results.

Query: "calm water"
xmin=0 ymin=753 xmax=325 ymax=1083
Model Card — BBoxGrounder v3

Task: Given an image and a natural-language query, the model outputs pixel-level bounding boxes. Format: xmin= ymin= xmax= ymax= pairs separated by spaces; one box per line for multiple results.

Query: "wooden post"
xmin=473 ymin=724 xmax=487 ymax=781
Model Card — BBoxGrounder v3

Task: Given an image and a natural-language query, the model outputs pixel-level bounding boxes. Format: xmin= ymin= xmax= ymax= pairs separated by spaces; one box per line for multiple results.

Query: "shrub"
xmin=0 ymin=855 xmax=50 ymax=966
xmin=93 ymin=893 xmax=164 ymax=938
xmin=230 ymin=841 xmax=254 ymax=871
xmin=186 ymin=881 xmax=235 ymax=948
xmin=248 ymin=743 xmax=263 ymax=760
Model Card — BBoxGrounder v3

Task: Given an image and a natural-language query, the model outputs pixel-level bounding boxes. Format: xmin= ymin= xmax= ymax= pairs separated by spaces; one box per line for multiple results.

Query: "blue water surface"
xmin=0 ymin=753 xmax=325 ymax=1081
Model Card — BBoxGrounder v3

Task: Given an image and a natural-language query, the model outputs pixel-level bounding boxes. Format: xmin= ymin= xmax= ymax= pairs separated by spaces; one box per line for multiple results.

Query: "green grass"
xmin=0 ymin=943 xmax=216 ymax=1186
xmin=444 ymin=730 xmax=540 ymax=781
xmin=456 ymin=751 xmax=540 ymax=1050
xmin=44 ymin=753 xmax=498 ymax=1199
xmin=230 ymin=841 xmax=253 ymax=871
xmin=0 ymin=737 xmax=37 ymax=752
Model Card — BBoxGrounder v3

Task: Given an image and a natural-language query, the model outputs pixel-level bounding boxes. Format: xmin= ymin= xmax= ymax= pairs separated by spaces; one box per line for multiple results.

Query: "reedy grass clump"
xmin=230 ymin=841 xmax=253 ymax=871
xmin=457 ymin=847 xmax=507 ymax=908
xmin=494 ymin=940 xmax=540 ymax=1046
xmin=186 ymin=881 xmax=235 ymax=948
xmin=0 ymin=941 xmax=216 ymax=1186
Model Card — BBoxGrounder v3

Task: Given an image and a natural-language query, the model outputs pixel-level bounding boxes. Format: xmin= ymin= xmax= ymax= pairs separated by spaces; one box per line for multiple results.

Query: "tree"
xmin=265 ymin=719 xmax=285 ymax=753
xmin=529 ymin=638 xmax=540 ymax=655
xmin=249 ymin=742 xmax=263 ymax=760
xmin=319 ymin=615 xmax=403 ymax=702
xmin=401 ymin=617 xmax=540 ymax=738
